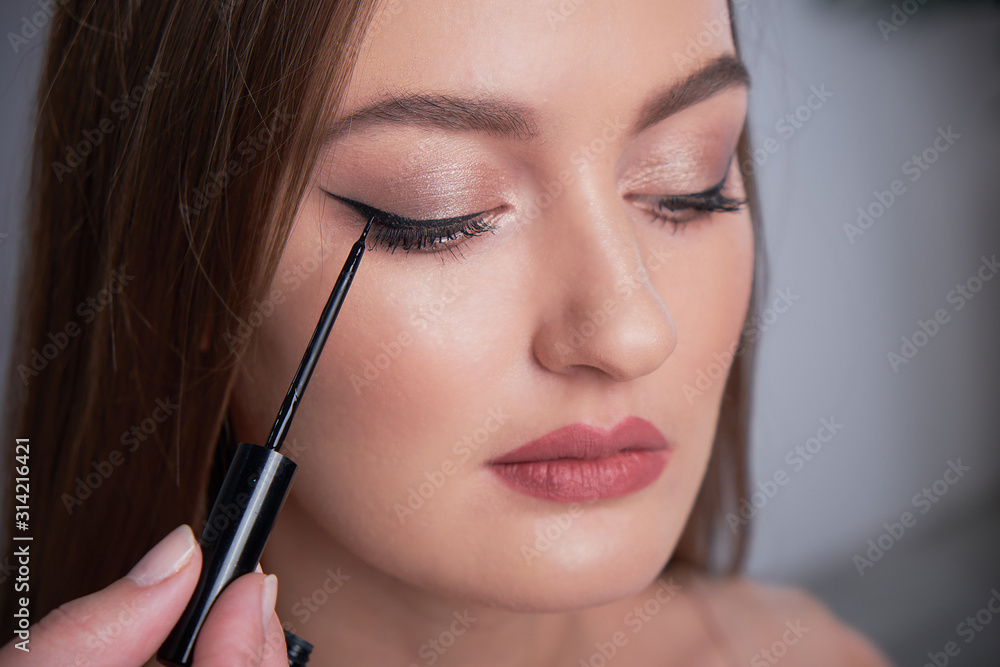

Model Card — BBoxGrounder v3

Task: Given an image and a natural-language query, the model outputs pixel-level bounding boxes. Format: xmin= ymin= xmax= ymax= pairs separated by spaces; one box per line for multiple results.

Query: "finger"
xmin=0 ymin=524 xmax=202 ymax=667
xmin=261 ymin=608 xmax=290 ymax=667
xmin=192 ymin=572 xmax=278 ymax=667
xmin=255 ymin=563 xmax=288 ymax=667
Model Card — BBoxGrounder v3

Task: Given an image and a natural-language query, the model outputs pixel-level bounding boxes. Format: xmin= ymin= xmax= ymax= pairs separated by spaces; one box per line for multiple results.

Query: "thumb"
xmin=193 ymin=571 xmax=288 ymax=667
xmin=0 ymin=524 xmax=202 ymax=667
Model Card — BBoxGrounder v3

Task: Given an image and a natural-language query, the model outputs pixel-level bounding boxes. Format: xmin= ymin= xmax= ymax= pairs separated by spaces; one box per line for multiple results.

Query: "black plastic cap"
xmin=284 ymin=628 xmax=314 ymax=666
xmin=156 ymin=442 xmax=297 ymax=666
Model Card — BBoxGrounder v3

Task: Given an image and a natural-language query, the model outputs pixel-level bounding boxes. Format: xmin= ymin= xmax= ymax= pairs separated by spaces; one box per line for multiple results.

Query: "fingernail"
xmin=260 ymin=574 xmax=278 ymax=630
xmin=126 ymin=524 xmax=196 ymax=587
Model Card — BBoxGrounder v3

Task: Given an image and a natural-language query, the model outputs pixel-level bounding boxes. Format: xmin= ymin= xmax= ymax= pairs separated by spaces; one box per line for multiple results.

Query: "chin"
xmin=387 ymin=503 xmax=687 ymax=614
xmin=460 ymin=545 xmax=677 ymax=614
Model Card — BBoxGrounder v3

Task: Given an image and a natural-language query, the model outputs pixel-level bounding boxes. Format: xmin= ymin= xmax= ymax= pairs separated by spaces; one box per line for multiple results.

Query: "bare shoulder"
xmin=674 ymin=568 xmax=893 ymax=667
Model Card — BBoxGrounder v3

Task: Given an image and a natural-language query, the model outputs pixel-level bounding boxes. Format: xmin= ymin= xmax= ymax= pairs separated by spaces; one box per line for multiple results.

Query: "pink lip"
xmin=488 ymin=416 xmax=670 ymax=503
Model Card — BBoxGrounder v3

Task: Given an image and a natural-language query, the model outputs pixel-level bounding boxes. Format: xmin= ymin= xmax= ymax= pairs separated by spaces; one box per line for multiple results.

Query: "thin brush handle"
xmin=265 ymin=217 xmax=373 ymax=452
xmin=157 ymin=217 xmax=374 ymax=666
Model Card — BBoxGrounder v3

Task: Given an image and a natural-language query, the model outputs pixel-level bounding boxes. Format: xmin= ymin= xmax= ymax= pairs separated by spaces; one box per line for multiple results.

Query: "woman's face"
xmin=232 ymin=0 xmax=752 ymax=611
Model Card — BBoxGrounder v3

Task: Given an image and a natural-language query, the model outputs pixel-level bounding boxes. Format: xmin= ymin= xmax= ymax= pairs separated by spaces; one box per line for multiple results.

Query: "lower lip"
xmin=489 ymin=449 xmax=669 ymax=503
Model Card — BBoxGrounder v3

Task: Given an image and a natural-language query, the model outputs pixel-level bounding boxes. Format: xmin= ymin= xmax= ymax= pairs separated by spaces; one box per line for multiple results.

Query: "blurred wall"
xmin=0 ymin=0 xmax=45 ymax=412
xmin=736 ymin=1 xmax=1000 ymax=664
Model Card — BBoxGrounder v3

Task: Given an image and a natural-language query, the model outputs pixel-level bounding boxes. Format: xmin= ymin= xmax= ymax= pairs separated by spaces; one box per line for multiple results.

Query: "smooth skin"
xmin=2 ymin=0 xmax=890 ymax=665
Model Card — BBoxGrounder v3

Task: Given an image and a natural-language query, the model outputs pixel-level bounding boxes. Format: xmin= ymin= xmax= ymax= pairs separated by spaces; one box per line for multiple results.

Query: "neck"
xmin=261 ymin=493 xmax=583 ymax=667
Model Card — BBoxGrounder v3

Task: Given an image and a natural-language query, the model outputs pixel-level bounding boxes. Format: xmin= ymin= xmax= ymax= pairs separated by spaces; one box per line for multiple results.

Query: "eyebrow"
xmin=328 ymin=94 xmax=537 ymax=140
xmin=326 ymin=54 xmax=748 ymax=142
xmin=632 ymin=54 xmax=749 ymax=135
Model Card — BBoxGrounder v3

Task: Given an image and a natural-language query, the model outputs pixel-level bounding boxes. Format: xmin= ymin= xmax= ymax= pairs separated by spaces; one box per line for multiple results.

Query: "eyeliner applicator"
xmin=158 ymin=217 xmax=374 ymax=667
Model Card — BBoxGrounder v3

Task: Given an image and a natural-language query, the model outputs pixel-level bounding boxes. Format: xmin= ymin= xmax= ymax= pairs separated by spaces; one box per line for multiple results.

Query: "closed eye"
xmin=625 ymin=175 xmax=747 ymax=231
xmin=323 ymin=191 xmax=502 ymax=255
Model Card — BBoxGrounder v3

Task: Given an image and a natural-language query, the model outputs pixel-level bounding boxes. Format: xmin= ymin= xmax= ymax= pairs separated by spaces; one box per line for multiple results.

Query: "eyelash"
xmin=324 ymin=193 xmax=499 ymax=254
xmin=631 ymin=176 xmax=748 ymax=231
xmin=324 ymin=177 xmax=747 ymax=254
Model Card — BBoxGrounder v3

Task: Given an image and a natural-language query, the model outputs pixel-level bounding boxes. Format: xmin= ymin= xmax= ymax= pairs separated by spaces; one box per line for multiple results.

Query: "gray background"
xmin=1 ymin=1 xmax=998 ymax=664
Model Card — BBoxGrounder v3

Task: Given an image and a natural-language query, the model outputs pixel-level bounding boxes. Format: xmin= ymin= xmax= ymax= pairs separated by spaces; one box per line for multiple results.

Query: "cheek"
xmin=678 ymin=216 xmax=754 ymax=360
xmin=230 ymin=200 xmax=754 ymax=609
xmin=645 ymin=210 xmax=754 ymax=447
xmin=231 ymin=232 xmax=530 ymax=560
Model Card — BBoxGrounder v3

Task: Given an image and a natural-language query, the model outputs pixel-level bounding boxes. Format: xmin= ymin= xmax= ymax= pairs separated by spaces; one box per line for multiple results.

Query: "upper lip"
xmin=488 ymin=416 xmax=669 ymax=464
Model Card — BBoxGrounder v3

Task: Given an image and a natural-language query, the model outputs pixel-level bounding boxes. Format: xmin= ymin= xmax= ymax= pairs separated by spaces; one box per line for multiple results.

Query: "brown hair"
xmin=1 ymin=0 xmax=762 ymax=632
xmin=672 ymin=0 xmax=768 ymax=572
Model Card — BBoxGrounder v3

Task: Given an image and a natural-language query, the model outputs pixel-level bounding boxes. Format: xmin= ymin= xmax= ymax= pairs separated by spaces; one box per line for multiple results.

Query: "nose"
xmin=530 ymin=187 xmax=677 ymax=383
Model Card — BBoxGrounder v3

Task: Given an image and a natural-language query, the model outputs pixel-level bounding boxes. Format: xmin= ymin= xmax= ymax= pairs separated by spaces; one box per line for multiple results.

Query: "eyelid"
xmin=624 ymin=172 xmax=730 ymax=205
xmin=323 ymin=191 xmax=493 ymax=229
xmin=673 ymin=176 xmax=727 ymax=199
xmin=624 ymin=142 xmax=741 ymax=193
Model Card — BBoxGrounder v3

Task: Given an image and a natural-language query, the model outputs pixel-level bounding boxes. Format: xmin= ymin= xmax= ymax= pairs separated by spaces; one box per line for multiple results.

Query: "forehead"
xmin=346 ymin=0 xmax=736 ymax=115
